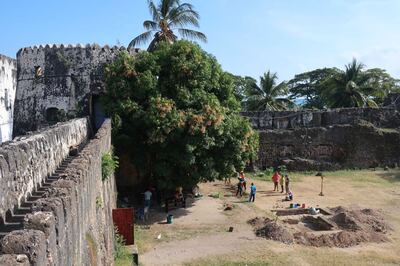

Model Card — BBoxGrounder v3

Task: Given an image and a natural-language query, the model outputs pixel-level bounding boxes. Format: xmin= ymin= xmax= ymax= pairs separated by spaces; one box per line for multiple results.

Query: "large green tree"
xmin=322 ymin=59 xmax=387 ymax=108
xmin=129 ymin=0 xmax=207 ymax=52
xmin=243 ymin=71 xmax=292 ymax=111
xmin=288 ymin=68 xmax=339 ymax=109
xmin=104 ymin=41 xmax=258 ymax=190
xmin=288 ymin=60 xmax=400 ymax=109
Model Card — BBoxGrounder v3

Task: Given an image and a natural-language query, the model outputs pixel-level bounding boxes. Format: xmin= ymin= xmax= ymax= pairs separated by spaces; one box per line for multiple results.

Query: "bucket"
xmin=289 ymin=203 xmax=294 ymax=208
xmin=301 ymin=203 xmax=306 ymax=208
xmin=167 ymin=214 xmax=174 ymax=224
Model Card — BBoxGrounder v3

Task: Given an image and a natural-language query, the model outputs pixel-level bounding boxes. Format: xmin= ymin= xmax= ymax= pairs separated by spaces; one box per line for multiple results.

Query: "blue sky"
xmin=1 ymin=0 xmax=399 ymax=81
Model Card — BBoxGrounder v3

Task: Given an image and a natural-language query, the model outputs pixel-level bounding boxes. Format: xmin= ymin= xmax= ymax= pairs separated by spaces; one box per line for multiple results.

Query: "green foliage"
xmin=95 ymin=196 xmax=103 ymax=209
xmin=287 ymin=67 xmax=339 ymax=109
xmin=288 ymin=59 xmax=400 ymax=109
xmin=85 ymin=232 xmax=98 ymax=265
xmin=129 ymin=0 xmax=207 ymax=51
xmin=103 ymin=41 xmax=258 ymax=190
xmin=114 ymin=227 xmax=129 ymax=262
xmin=242 ymin=71 xmax=293 ymax=111
xmin=102 ymin=151 xmax=119 ymax=181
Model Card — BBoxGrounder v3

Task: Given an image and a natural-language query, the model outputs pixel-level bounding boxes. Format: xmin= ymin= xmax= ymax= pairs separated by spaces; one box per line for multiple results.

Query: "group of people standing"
xmin=235 ymin=171 xmax=257 ymax=202
xmin=272 ymin=171 xmax=290 ymax=194
xmin=272 ymin=170 xmax=293 ymax=200
xmin=235 ymin=169 xmax=293 ymax=203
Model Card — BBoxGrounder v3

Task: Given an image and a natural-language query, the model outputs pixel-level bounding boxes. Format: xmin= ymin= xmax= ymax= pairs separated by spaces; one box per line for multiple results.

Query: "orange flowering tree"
xmin=104 ymin=41 xmax=258 ymax=190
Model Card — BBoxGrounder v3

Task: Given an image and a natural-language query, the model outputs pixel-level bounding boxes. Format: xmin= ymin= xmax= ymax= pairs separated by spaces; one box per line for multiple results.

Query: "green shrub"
xmin=102 ymin=150 xmax=119 ymax=181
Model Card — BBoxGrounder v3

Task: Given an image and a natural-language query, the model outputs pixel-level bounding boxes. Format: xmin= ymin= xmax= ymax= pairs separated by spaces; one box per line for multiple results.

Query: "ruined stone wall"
xmin=14 ymin=44 xmax=138 ymax=136
xmin=0 ymin=55 xmax=17 ymax=143
xmin=244 ymin=108 xmax=400 ymax=170
xmin=0 ymin=118 xmax=90 ymax=222
xmin=242 ymin=107 xmax=400 ymax=130
xmin=258 ymin=124 xmax=400 ymax=170
xmin=0 ymin=119 xmax=116 ymax=265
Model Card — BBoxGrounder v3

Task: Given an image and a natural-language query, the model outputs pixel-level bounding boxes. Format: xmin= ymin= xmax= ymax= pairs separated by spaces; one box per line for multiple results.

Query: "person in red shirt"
xmin=239 ymin=171 xmax=247 ymax=191
xmin=272 ymin=171 xmax=281 ymax=191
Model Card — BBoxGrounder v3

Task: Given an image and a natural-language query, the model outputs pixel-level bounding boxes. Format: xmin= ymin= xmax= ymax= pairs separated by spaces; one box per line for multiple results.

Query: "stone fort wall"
xmin=14 ymin=44 xmax=138 ymax=136
xmin=241 ymin=107 xmax=400 ymax=130
xmin=0 ymin=119 xmax=116 ymax=265
xmin=0 ymin=55 xmax=16 ymax=143
xmin=0 ymin=118 xmax=90 ymax=222
xmin=242 ymin=108 xmax=400 ymax=170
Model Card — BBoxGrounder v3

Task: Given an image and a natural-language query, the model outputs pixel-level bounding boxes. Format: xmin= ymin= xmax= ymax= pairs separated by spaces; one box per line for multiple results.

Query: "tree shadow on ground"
xmin=135 ymin=197 xmax=198 ymax=226
xmin=376 ymin=171 xmax=400 ymax=183
xmin=258 ymin=191 xmax=285 ymax=197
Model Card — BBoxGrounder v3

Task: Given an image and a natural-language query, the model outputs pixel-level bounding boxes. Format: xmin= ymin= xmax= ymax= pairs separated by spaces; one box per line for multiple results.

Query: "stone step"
xmin=0 ymin=222 xmax=22 ymax=233
xmin=14 ymin=207 xmax=31 ymax=215
xmin=6 ymin=214 xmax=25 ymax=223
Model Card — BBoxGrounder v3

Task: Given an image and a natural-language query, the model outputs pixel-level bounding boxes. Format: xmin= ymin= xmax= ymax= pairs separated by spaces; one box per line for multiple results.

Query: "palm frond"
xmin=366 ymin=98 xmax=378 ymax=108
xmin=147 ymin=0 xmax=161 ymax=22
xmin=169 ymin=3 xmax=200 ymax=22
xmin=129 ymin=31 xmax=154 ymax=48
xmin=161 ymin=0 xmax=179 ymax=17
xmin=177 ymin=28 xmax=207 ymax=42
xmin=143 ymin=20 xmax=159 ymax=31
xmin=169 ymin=13 xmax=200 ymax=28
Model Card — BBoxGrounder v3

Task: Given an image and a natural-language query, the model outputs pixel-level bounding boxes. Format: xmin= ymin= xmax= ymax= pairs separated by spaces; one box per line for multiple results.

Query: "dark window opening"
xmin=46 ymin=107 xmax=67 ymax=125
xmin=34 ymin=66 xmax=43 ymax=78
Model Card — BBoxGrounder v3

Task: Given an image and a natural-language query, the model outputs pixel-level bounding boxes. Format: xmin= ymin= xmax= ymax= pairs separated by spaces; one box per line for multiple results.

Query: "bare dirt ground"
xmin=138 ymin=170 xmax=400 ymax=266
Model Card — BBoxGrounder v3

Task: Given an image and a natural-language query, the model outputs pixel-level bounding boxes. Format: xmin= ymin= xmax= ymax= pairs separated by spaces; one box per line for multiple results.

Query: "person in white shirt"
xmin=144 ymin=189 xmax=152 ymax=208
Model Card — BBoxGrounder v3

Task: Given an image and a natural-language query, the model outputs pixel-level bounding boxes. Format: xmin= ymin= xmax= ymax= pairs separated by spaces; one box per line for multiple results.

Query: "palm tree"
xmin=129 ymin=0 xmax=207 ymax=51
xmin=322 ymin=59 xmax=378 ymax=108
xmin=244 ymin=71 xmax=292 ymax=111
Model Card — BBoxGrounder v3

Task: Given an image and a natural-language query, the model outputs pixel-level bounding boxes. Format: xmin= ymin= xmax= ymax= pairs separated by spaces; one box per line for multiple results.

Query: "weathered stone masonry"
xmin=14 ymin=44 xmax=137 ymax=136
xmin=0 ymin=118 xmax=90 ymax=222
xmin=242 ymin=107 xmax=400 ymax=170
xmin=0 ymin=119 xmax=116 ymax=265
xmin=0 ymin=55 xmax=16 ymax=143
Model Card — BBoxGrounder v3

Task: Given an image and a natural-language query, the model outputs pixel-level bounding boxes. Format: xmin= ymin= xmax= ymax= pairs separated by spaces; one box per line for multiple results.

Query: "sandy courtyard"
xmin=137 ymin=170 xmax=400 ymax=266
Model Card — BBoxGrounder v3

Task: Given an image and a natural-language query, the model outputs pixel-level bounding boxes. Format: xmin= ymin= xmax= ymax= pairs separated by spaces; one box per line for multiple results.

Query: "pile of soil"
xmin=330 ymin=207 xmax=390 ymax=233
xmin=248 ymin=217 xmax=294 ymax=244
xmin=249 ymin=207 xmax=391 ymax=248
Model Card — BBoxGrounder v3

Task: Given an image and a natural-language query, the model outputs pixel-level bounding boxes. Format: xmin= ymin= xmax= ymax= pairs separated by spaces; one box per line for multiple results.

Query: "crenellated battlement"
xmin=17 ymin=43 xmax=139 ymax=56
xmin=13 ymin=43 xmax=140 ymax=136
xmin=0 ymin=54 xmax=16 ymax=66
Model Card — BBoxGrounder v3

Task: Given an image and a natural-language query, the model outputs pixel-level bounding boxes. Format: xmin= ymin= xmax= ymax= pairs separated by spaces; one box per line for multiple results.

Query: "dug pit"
xmin=249 ymin=206 xmax=391 ymax=248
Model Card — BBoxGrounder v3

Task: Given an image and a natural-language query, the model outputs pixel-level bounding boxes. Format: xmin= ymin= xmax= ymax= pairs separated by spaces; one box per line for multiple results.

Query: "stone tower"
xmin=13 ymin=44 xmax=138 ymax=136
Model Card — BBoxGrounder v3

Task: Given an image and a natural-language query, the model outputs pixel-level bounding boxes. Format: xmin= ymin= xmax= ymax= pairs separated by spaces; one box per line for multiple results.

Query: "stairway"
xmin=0 ymin=152 xmax=78 ymax=240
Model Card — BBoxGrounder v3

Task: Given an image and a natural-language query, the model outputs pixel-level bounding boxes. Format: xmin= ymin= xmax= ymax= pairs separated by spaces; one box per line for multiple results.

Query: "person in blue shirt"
xmin=249 ymin=183 xmax=256 ymax=202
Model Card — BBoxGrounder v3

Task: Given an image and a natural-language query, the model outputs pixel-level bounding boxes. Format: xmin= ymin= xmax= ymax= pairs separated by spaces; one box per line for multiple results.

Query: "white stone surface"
xmin=0 ymin=54 xmax=16 ymax=143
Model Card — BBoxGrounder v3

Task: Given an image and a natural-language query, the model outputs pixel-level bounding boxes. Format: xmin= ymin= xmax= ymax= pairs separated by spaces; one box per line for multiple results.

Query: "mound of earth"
xmin=248 ymin=218 xmax=294 ymax=244
xmin=249 ymin=207 xmax=391 ymax=248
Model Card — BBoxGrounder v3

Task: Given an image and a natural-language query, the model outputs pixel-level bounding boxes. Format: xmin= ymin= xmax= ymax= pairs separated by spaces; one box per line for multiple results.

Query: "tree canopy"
xmin=288 ymin=59 xmax=400 ymax=109
xmin=241 ymin=71 xmax=292 ymax=111
xmin=103 ymin=41 xmax=258 ymax=190
xmin=129 ymin=0 xmax=207 ymax=52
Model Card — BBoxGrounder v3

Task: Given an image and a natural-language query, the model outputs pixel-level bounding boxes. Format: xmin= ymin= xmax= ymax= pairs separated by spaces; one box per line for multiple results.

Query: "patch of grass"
xmin=320 ymin=169 xmax=400 ymax=187
xmin=185 ymin=260 xmax=272 ymax=266
xmin=210 ymin=192 xmax=221 ymax=199
xmin=114 ymin=247 xmax=133 ymax=266
xmin=184 ymin=246 xmax=400 ymax=266
xmin=249 ymin=169 xmax=400 ymax=187
xmin=85 ymin=232 xmax=97 ymax=266
xmin=248 ymin=171 xmax=304 ymax=183
xmin=134 ymin=225 xmax=153 ymax=254
xmin=102 ymin=150 xmax=119 ymax=181
xmin=135 ymin=224 xmax=227 ymax=254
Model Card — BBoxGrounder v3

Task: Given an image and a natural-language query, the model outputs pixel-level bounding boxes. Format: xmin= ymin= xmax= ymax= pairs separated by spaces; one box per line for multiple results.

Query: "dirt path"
xmin=141 ymin=226 xmax=261 ymax=266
